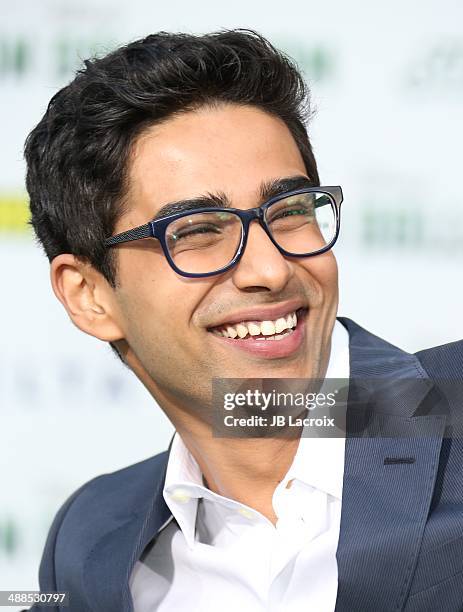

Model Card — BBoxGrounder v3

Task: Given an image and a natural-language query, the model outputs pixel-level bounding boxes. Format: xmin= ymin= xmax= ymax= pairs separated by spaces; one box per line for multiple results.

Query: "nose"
xmin=231 ymin=219 xmax=293 ymax=292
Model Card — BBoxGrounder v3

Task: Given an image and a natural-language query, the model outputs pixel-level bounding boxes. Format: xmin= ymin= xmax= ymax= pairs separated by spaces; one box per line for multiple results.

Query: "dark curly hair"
xmin=24 ymin=28 xmax=319 ymax=358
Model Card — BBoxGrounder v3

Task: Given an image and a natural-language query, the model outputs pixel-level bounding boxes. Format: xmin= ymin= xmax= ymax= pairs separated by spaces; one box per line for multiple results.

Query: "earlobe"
xmin=50 ymin=254 xmax=125 ymax=342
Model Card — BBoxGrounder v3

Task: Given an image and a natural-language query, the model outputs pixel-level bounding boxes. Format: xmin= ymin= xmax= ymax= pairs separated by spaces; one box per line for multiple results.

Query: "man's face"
xmin=112 ymin=104 xmax=339 ymax=413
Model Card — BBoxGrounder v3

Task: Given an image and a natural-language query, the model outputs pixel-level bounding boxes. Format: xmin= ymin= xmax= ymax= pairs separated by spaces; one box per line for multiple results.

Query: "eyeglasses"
xmin=104 ymin=186 xmax=343 ymax=278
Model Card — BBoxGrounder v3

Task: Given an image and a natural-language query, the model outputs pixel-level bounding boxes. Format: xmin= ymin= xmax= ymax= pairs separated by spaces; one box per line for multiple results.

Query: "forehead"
xmin=125 ymin=104 xmax=307 ymax=221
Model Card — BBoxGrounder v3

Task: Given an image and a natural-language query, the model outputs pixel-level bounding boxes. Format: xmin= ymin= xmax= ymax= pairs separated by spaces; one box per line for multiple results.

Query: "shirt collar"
xmin=162 ymin=433 xmax=204 ymax=549
xmin=163 ymin=319 xmax=350 ymax=544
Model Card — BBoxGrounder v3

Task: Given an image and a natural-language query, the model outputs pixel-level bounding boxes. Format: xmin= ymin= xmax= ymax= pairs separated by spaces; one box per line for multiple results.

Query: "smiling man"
xmin=24 ymin=30 xmax=463 ymax=612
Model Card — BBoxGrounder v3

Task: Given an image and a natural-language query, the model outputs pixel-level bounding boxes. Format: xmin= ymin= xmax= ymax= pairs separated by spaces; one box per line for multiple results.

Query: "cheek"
xmin=116 ymin=249 xmax=209 ymax=341
xmin=301 ymin=251 xmax=339 ymax=295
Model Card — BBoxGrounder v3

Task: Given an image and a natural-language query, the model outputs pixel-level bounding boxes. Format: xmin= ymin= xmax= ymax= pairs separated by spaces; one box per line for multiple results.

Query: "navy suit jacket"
xmin=30 ymin=318 xmax=463 ymax=612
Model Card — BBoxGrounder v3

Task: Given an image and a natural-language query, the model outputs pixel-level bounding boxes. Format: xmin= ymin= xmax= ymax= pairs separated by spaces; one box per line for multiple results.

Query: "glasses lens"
xmin=165 ymin=211 xmax=243 ymax=274
xmin=264 ymin=191 xmax=337 ymax=255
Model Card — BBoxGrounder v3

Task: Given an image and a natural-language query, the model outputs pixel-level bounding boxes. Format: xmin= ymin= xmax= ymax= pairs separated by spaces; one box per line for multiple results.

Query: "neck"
xmin=175 ymin=423 xmax=301 ymax=525
xmin=124 ymin=337 xmax=334 ymax=526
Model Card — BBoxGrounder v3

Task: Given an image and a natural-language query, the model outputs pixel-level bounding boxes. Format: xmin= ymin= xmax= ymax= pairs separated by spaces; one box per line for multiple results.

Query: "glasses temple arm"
xmin=104 ymin=223 xmax=152 ymax=246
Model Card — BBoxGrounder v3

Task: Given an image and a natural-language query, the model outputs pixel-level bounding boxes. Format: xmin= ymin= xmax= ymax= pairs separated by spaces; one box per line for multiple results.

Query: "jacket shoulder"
xmin=37 ymin=451 xmax=169 ymax=594
xmin=61 ymin=450 xmax=169 ymax=518
xmin=339 ymin=316 xmax=462 ymax=379
xmin=415 ymin=339 xmax=463 ymax=378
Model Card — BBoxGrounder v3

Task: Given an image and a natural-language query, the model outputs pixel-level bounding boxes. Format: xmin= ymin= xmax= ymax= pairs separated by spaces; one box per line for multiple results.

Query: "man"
xmin=24 ymin=30 xmax=463 ymax=612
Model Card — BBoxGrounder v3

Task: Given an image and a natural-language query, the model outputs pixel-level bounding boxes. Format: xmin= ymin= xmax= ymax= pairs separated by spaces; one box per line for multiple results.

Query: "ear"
xmin=50 ymin=254 xmax=125 ymax=342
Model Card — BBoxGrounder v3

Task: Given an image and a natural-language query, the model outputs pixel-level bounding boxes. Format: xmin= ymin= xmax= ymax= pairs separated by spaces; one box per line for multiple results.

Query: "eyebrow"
xmin=150 ymin=175 xmax=315 ymax=221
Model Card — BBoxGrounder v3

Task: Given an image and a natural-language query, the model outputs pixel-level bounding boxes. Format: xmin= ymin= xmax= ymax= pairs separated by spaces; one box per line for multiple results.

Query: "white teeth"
xmin=236 ymin=323 xmax=248 ymax=338
xmin=248 ymin=322 xmax=261 ymax=336
xmin=212 ymin=309 xmax=302 ymax=339
xmin=260 ymin=321 xmax=276 ymax=336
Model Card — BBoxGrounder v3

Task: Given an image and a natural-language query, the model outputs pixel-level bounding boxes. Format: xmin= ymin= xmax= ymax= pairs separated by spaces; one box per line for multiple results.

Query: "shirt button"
xmin=237 ymin=507 xmax=254 ymax=519
xmin=169 ymin=488 xmax=191 ymax=503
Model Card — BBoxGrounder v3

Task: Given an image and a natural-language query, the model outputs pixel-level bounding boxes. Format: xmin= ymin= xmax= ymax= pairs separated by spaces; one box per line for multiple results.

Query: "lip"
xmin=208 ymin=308 xmax=307 ymax=359
xmin=206 ymin=299 xmax=306 ymax=330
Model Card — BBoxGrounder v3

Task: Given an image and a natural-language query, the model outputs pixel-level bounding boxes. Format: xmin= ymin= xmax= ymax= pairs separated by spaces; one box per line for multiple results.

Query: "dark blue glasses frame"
xmin=104 ymin=186 xmax=343 ymax=278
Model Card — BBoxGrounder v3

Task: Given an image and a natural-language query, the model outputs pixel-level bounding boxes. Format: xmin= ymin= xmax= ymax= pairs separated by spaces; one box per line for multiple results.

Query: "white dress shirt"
xmin=130 ymin=320 xmax=350 ymax=611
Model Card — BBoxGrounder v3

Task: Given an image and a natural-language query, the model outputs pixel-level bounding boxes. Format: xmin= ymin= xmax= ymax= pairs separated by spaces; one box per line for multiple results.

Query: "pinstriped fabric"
xmin=417 ymin=341 xmax=463 ymax=533
xmin=405 ymin=573 xmax=463 ymax=612
xmin=417 ymin=339 xmax=463 ymax=380
xmin=335 ymin=318 xmax=463 ymax=612
xmin=405 ymin=340 xmax=463 ymax=611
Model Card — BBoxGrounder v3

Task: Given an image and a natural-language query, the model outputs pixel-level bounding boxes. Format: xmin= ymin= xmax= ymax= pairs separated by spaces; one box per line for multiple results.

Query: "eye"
xmin=171 ymin=223 xmax=222 ymax=241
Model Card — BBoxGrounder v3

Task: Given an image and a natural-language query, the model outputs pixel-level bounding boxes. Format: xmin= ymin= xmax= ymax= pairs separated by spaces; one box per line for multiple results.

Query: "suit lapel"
xmin=83 ymin=437 xmax=174 ymax=612
xmin=335 ymin=318 xmax=447 ymax=612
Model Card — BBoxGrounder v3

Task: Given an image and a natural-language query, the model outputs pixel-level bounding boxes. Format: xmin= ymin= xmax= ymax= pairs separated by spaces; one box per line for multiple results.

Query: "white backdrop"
xmin=1 ymin=0 xmax=462 ymax=607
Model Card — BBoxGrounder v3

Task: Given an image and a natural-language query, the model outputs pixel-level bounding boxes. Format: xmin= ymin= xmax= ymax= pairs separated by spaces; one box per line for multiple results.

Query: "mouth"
xmin=207 ymin=307 xmax=308 ymax=358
